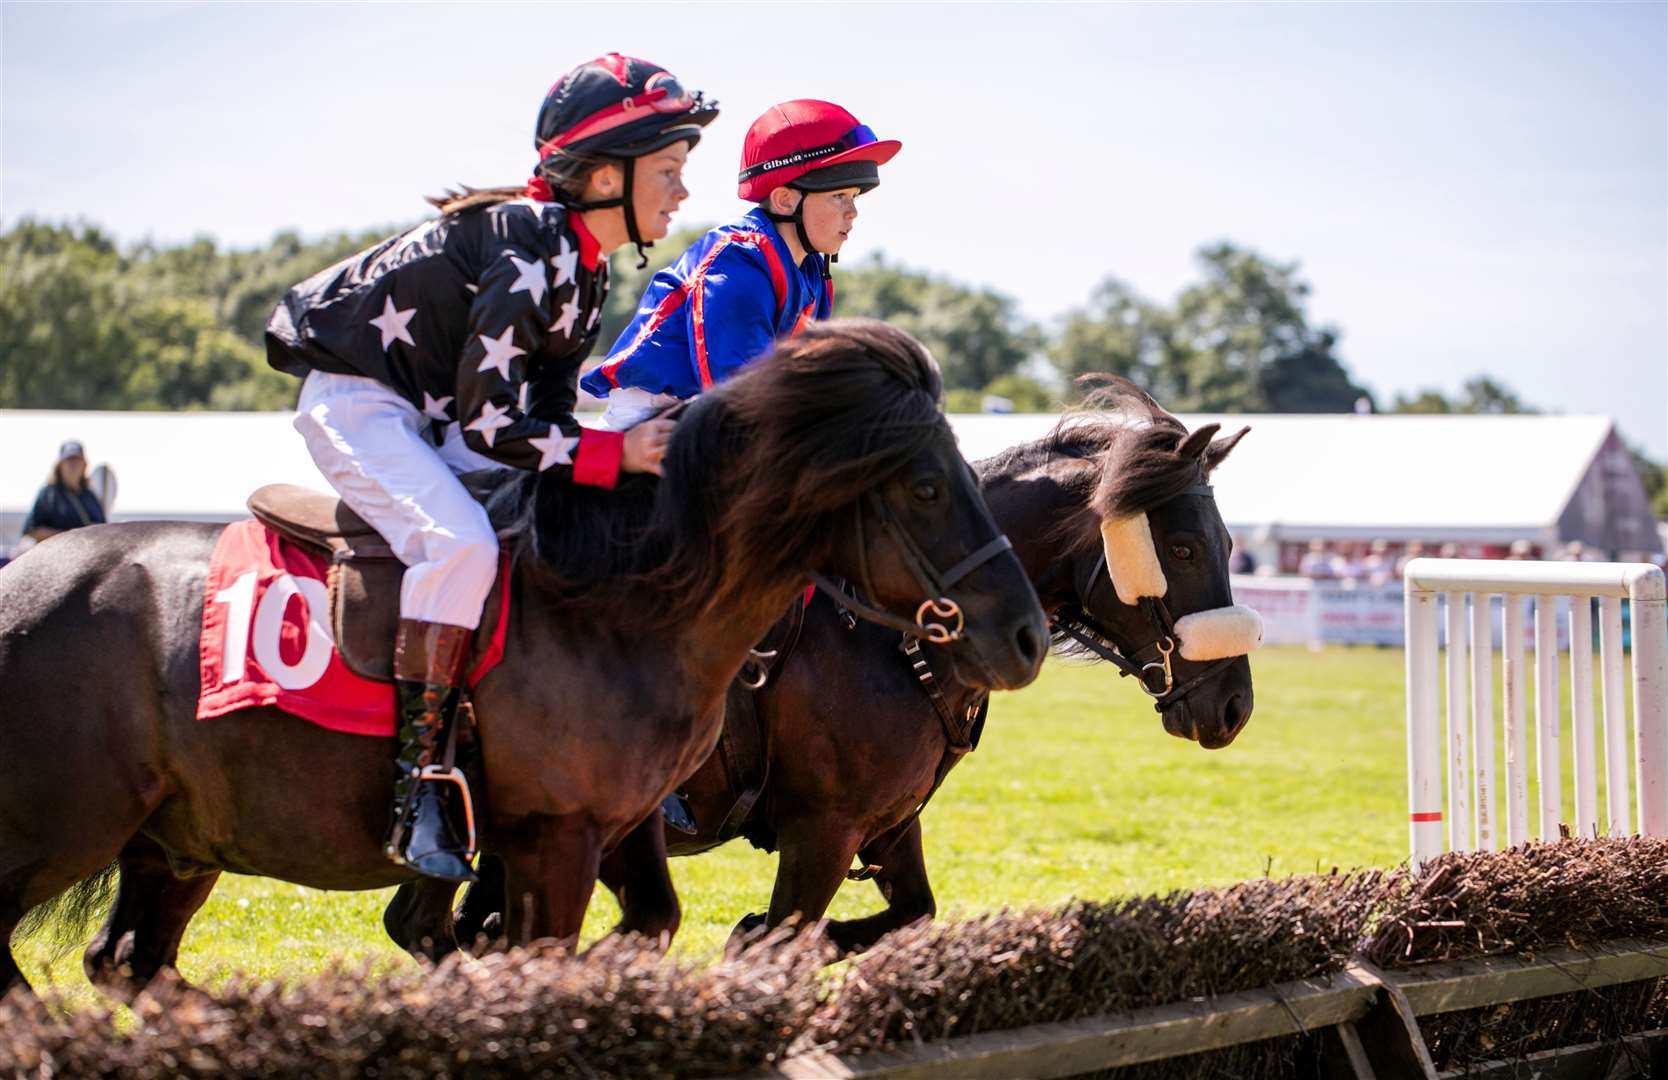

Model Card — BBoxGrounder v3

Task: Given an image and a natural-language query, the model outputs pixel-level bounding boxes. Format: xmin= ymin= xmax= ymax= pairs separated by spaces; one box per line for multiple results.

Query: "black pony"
xmin=0 ymin=320 xmax=1048 ymax=998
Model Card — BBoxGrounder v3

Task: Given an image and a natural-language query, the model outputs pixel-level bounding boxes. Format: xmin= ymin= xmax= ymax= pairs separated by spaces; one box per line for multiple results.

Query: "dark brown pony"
xmin=387 ymin=379 xmax=1255 ymax=957
xmin=0 ymin=320 xmax=1049 ymax=998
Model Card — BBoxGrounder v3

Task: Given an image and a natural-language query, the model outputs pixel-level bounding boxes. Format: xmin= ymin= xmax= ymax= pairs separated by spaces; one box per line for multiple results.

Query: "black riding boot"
xmin=660 ymin=792 xmax=697 ymax=834
xmin=383 ymin=618 xmax=478 ymax=884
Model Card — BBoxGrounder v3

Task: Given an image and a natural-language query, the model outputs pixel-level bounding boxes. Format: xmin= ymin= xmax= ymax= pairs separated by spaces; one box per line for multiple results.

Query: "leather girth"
xmin=713 ymin=594 xmax=807 ymax=843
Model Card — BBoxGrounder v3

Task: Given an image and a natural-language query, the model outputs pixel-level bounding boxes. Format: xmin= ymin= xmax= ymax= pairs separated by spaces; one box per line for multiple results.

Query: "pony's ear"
xmin=1175 ymin=423 xmax=1221 ymax=462
xmin=1204 ymin=426 xmax=1250 ymax=474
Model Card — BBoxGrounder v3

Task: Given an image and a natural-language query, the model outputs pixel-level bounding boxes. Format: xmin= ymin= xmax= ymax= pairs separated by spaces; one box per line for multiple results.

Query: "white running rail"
xmin=1404 ymin=558 xmax=1667 ymax=869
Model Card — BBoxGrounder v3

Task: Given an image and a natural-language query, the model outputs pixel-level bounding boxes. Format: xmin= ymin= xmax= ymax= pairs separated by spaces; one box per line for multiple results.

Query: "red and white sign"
xmin=197 ymin=519 xmax=395 ymax=736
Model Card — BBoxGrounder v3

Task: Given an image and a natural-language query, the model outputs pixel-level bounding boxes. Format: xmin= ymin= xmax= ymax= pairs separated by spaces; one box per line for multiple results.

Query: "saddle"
xmin=246 ymin=483 xmax=511 ymax=683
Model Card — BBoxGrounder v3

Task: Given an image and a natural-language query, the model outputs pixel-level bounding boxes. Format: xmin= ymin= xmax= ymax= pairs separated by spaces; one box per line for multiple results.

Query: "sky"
xmin=3 ymin=2 xmax=1664 ymax=455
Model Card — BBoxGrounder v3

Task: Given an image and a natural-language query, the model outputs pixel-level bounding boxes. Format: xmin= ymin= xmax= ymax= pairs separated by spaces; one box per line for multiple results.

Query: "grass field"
xmin=16 ymin=642 xmax=1630 ymax=999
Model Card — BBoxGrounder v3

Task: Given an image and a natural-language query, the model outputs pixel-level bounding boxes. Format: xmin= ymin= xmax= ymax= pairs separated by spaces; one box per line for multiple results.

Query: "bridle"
xmin=1051 ymin=483 xmax=1243 ymax=713
xmin=811 ymin=490 xmax=1014 ymax=645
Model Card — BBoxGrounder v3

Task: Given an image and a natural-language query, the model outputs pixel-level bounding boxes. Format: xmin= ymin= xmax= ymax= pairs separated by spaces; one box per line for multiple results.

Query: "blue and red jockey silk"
xmin=581 ymin=208 xmax=833 ymax=401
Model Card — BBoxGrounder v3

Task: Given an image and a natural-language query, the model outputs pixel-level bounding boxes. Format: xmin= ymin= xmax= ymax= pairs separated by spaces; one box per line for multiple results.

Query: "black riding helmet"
xmin=534 ymin=54 xmax=718 ymax=267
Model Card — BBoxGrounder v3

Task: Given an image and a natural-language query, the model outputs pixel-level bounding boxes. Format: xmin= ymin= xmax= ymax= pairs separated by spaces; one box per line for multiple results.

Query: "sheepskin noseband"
xmin=1099 ymin=514 xmax=1167 ymax=605
xmin=1098 ymin=513 xmax=1263 ymax=662
xmin=1173 ymin=605 xmax=1264 ymax=661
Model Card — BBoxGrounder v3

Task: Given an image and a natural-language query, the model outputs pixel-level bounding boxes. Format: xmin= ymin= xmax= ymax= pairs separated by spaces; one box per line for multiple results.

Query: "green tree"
xmin=836 ymin=254 xmax=1038 ymax=392
xmin=1163 ymin=243 xmax=1366 ymax=412
xmin=0 ymin=220 xmax=294 ymax=410
xmin=1390 ymin=377 xmax=1538 ymax=416
xmin=1624 ymin=441 xmax=1668 ymax=519
xmin=1390 ymin=390 xmax=1455 ymax=414
xmin=1050 ymin=244 xmax=1368 ymax=412
xmin=1050 ymin=277 xmax=1169 ymax=390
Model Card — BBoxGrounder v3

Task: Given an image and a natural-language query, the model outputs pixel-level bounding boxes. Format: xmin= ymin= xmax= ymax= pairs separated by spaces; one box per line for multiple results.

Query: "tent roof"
xmin=953 ymin=412 xmax=1615 ymax=538
xmin=1 ymin=410 xmax=1616 ymax=537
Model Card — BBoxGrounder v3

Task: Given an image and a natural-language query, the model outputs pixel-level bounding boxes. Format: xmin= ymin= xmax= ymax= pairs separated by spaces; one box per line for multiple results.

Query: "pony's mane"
xmin=500 ymin=319 xmax=946 ymax=631
xmin=977 ymin=375 xmax=1207 ymax=535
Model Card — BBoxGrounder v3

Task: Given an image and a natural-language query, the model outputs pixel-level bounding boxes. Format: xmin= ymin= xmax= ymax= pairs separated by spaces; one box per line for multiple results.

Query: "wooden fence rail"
xmin=766 ymin=938 xmax=1668 ymax=1080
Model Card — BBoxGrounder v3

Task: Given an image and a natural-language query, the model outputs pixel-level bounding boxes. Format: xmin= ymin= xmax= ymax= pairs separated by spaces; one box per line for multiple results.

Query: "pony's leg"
xmin=451 ymin=853 xmax=507 ymax=949
xmin=597 ymin=815 xmax=680 ymax=946
xmin=382 ymin=878 xmax=462 ymax=963
xmin=82 ymin=836 xmax=219 ymax=1001
xmin=498 ymin=817 xmax=603 ymax=948
xmin=742 ymin=816 xmax=865 ymax=944
xmin=0 ymin=894 xmax=30 ymax=996
xmin=824 ymin=817 xmax=937 ymax=955
xmin=1 ymin=834 xmax=138 ymax=998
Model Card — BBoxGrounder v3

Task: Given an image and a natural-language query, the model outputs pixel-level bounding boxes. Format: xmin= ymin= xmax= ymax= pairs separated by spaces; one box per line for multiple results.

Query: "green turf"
xmin=15 ymin=642 xmax=1626 ymax=998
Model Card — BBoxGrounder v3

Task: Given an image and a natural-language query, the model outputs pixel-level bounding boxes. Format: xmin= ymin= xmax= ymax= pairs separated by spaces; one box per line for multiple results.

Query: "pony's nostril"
xmin=1225 ymin=691 xmax=1252 ymax=735
xmin=1013 ymin=621 xmax=1043 ymax=668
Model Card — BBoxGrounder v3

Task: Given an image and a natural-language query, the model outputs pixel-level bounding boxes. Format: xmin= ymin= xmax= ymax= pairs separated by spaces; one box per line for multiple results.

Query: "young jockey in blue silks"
xmin=581 ymin=101 xmax=898 ymax=831
xmin=580 ymin=100 xmax=900 ymax=430
xmin=265 ymin=55 xmax=715 ymax=883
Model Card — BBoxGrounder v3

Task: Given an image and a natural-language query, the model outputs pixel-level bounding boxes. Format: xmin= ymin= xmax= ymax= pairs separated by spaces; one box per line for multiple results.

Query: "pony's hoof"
xmin=725 ymin=911 xmax=768 ymax=953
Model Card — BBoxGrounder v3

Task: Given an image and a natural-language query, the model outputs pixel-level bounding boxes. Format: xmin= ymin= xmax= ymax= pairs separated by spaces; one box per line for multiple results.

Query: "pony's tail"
xmin=13 ymin=861 xmax=118 ymax=946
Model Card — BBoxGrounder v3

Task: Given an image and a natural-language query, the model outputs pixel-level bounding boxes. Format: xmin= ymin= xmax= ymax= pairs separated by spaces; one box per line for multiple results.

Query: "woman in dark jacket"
xmin=23 ymin=440 xmax=105 ymax=542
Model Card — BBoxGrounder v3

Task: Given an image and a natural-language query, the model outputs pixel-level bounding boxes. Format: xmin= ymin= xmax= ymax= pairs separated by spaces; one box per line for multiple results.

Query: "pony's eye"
xmin=1171 ymin=544 xmax=1193 ymax=561
xmin=912 ymin=480 xmax=942 ymax=503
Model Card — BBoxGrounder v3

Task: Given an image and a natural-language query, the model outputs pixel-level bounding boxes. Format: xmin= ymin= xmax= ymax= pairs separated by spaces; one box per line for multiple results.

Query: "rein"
xmin=810 ymin=491 xmax=1014 ymax=645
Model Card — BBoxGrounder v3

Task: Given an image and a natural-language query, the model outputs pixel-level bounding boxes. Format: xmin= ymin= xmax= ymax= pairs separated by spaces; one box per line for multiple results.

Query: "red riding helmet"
xmin=736 ymin=100 xmax=900 ymax=202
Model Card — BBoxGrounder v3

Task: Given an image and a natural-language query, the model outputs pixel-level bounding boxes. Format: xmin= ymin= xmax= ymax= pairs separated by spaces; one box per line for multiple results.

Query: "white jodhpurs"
xmin=600 ymin=387 xmax=680 ymax=432
xmin=294 ymin=370 xmax=499 ymax=630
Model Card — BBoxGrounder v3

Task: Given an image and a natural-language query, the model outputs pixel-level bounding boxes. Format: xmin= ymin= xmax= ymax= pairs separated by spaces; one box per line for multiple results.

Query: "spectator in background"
xmin=1507 ymin=539 xmax=1535 ymax=560
xmin=23 ymin=441 xmax=105 ymax=542
xmin=1298 ymin=539 xmax=1343 ymax=579
xmin=1361 ymin=538 xmax=1394 ymax=585
xmin=1393 ymin=540 xmax=1426 ymax=579
xmin=1229 ymin=533 xmax=1256 ymax=575
xmin=1561 ymin=540 xmax=1601 ymax=562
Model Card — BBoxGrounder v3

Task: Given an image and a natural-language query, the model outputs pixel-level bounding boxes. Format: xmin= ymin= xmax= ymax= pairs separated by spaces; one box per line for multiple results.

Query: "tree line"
xmin=0 ymin=218 xmax=1375 ymax=414
xmin=2 ymin=217 xmax=1661 ymax=512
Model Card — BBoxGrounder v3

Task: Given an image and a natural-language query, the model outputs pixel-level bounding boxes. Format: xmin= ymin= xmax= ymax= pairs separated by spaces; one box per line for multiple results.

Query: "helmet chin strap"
xmin=765 ymin=188 xmax=833 ymax=276
xmin=560 ymin=157 xmax=653 ymax=269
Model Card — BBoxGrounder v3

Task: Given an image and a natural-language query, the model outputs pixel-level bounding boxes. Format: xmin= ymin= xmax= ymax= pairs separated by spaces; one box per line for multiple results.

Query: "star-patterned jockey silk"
xmin=267 ymin=198 xmax=619 ymax=482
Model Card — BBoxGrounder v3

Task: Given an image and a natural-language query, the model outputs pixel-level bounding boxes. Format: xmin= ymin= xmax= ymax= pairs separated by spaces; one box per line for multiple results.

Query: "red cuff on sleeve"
xmin=572 ymin=427 xmax=625 ymax=489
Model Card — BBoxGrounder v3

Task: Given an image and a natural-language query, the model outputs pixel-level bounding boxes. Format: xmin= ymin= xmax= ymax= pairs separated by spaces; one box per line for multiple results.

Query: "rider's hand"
xmin=621 ymin=418 xmax=675 ymax=476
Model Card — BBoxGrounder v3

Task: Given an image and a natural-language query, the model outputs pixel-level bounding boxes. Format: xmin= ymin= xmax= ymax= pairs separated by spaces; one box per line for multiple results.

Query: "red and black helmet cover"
xmin=536 ymin=53 xmax=716 ymax=164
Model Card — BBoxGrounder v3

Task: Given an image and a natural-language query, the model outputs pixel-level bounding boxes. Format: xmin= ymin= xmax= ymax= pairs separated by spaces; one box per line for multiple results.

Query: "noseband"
xmin=1052 ymin=484 xmax=1242 ymax=712
xmin=811 ymin=491 xmax=1014 ymax=644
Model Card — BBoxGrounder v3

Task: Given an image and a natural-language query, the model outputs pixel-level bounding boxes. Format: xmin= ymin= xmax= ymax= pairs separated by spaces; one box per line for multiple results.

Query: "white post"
xmin=1534 ymin=594 xmax=1562 ymax=839
xmin=1599 ymin=596 xmax=1629 ymax=834
xmin=1443 ymin=594 xmax=1471 ymax=849
xmin=1631 ymin=586 xmax=1667 ymax=836
xmin=1569 ymin=597 xmax=1597 ymax=837
xmin=1470 ymin=594 xmax=1495 ymax=850
xmin=1504 ymin=593 xmax=1530 ymax=847
xmin=1405 ymin=559 xmax=1666 ymax=861
xmin=1406 ymin=586 xmax=1444 ymax=867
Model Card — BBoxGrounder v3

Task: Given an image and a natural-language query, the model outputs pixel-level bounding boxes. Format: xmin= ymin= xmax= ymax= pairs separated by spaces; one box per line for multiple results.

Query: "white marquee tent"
xmin=2 ymin=410 xmax=1660 ymax=562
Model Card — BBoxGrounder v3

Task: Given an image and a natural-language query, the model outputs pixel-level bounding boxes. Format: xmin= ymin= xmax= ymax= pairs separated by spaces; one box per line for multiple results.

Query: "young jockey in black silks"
xmin=264 ymin=55 xmax=716 ymax=883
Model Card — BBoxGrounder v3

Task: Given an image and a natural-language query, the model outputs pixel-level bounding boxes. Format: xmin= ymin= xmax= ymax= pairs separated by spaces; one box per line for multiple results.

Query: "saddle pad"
xmin=196 ymin=519 xmax=508 ymax=737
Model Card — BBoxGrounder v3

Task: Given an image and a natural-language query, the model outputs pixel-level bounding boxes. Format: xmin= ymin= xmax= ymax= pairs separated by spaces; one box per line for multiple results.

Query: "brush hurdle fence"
xmin=1403 ymin=558 xmax=1668 ymax=868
